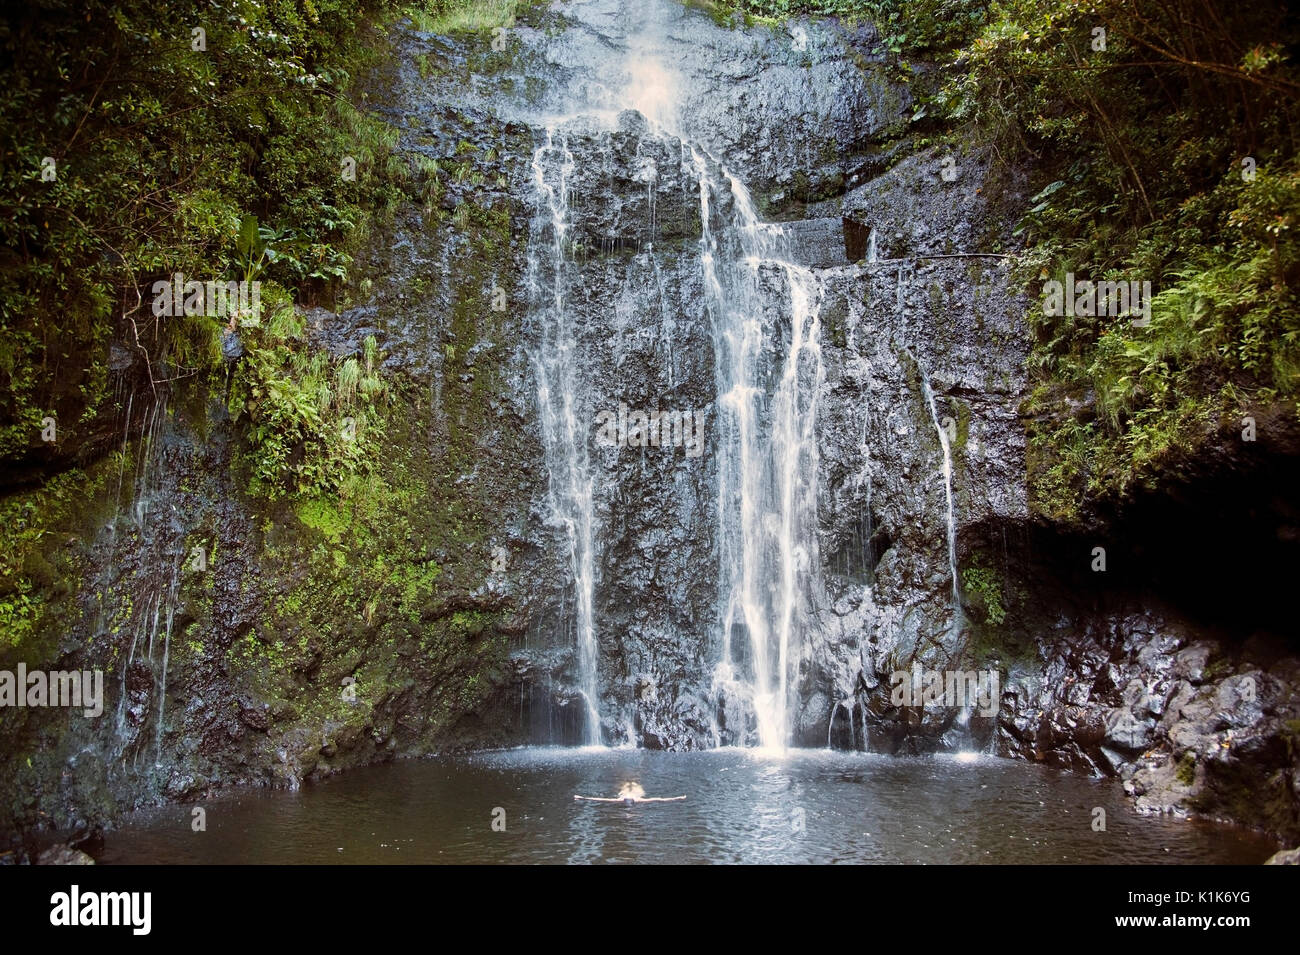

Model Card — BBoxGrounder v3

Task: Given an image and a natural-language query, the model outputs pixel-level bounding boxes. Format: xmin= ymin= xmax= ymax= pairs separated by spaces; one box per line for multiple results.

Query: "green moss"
xmin=296 ymin=498 xmax=350 ymax=543
xmin=234 ymin=327 xmax=522 ymax=731
xmin=1175 ymin=751 xmax=1197 ymax=787
xmin=451 ymin=610 xmax=489 ymax=637
xmin=961 ymin=556 xmax=1005 ymax=626
xmin=0 ymin=455 xmax=116 ymax=655
xmin=951 ymin=397 xmax=971 ymax=454
xmin=821 ymin=298 xmax=849 ymax=349
xmin=1203 ymin=657 xmax=1235 ymax=682
xmin=682 ymin=0 xmax=742 ymax=29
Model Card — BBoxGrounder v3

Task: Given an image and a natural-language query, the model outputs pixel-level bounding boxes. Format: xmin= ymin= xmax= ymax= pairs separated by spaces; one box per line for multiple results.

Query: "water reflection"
xmin=98 ymin=749 xmax=1278 ymax=865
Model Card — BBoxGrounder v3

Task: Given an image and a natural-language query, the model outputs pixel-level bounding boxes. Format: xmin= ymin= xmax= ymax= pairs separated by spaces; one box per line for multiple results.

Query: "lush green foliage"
xmin=947 ymin=0 xmax=1300 ymax=518
xmin=0 ymin=0 xmax=406 ymax=464
xmin=961 ymin=558 xmax=1006 ymax=626
xmin=228 ymin=285 xmax=389 ymax=500
xmin=407 ymin=0 xmax=520 ymax=33
xmin=0 ymin=0 xmax=477 ymax=649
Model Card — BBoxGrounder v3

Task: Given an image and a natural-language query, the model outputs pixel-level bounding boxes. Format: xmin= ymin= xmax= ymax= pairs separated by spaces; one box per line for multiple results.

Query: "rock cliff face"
xmin=2 ymin=0 xmax=1296 ymax=851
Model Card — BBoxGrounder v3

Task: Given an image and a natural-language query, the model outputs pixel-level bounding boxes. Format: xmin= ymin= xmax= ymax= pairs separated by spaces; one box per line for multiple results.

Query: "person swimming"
xmin=574 ymin=781 xmax=685 ymax=805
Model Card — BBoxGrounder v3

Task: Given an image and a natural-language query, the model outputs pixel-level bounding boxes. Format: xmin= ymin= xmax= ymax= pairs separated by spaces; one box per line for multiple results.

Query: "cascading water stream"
xmin=102 ymin=395 xmax=185 ymax=771
xmin=696 ymin=154 xmax=825 ymax=749
xmin=522 ymin=17 xmax=825 ymax=750
xmin=528 ymin=128 xmax=604 ymax=746
xmin=908 ymin=348 xmax=961 ymax=616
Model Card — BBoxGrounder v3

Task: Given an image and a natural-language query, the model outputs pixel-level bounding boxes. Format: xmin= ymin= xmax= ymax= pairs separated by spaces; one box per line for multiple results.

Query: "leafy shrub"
xmin=962 ymin=559 xmax=1006 ymax=626
xmin=228 ymin=286 xmax=389 ymax=500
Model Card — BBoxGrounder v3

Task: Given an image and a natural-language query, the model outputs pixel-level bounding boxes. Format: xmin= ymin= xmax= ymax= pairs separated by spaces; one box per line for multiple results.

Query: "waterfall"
xmin=520 ymin=19 xmax=826 ymax=750
xmin=695 ymin=152 xmax=825 ymax=749
xmin=909 ymin=349 xmax=961 ymax=614
xmin=103 ymin=394 xmax=187 ymax=772
xmin=828 ymin=697 xmax=857 ymax=749
xmin=527 ymin=128 xmax=604 ymax=745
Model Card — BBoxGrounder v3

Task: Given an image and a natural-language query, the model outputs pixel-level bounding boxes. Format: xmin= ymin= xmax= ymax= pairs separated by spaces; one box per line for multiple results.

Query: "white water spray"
xmin=528 ymin=128 xmax=604 ymax=745
xmin=696 ymin=154 xmax=825 ymax=749
xmin=521 ymin=15 xmax=826 ymax=749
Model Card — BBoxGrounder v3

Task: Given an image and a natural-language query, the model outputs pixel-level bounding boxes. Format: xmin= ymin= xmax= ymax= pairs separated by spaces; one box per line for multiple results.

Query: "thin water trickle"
xmin=909 ymin=348 xmax=961 ymax=615
xmin=97 ymin=393 xmax=190 ymax=775
xmin=154 ymin=552 xmax=182 ymax=765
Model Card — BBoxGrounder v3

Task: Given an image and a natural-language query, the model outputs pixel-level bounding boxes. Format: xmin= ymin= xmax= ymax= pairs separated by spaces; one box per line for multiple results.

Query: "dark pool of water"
xmin=97 ymin=748 xmax=1279 ymax=864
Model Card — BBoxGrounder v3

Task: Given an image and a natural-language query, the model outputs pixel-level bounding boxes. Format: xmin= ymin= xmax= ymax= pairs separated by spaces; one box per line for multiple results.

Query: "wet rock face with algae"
xmin=0 ymin=46 xmax=554 ymax=844
xmin=2 ymin=0 xmax=1298 ymax=852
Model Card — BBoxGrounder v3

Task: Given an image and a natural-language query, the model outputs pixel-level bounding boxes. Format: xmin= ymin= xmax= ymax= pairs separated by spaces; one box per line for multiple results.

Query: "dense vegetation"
xmin=724 ymin=0 xmax=1300 ymax=521
xmin=961 ymin=1 xmax=1300 ymax=520
xmin=0 ymin=0 xmax=378 ymax=643
xmin=0 ymin=0 xmax=520 ymax=646
xmin=1 ymin=0 xmax=404 ymax=462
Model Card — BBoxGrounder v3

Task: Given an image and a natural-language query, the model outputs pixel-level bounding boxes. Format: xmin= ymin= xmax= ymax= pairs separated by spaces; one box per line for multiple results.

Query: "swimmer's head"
xmin=616 ymin=781 xmax=645 ymax=801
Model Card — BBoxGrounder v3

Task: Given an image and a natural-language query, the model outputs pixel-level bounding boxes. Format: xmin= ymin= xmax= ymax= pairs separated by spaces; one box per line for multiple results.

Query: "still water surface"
xmin=98 ymin=748 xmax=1277 ymax=864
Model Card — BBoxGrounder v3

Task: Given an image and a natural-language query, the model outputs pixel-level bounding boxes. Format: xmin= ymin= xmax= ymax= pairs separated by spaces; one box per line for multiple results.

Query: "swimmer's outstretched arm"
xmin=573 ymin=794 xmax=686 ymax=802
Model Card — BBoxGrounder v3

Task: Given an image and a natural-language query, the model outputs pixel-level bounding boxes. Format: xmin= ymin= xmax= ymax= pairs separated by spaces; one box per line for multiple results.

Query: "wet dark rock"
xmin=37 ymin=844 xmax=95 ymax=865
xmin=998 ymin=604 xmax=1300 ymax=838
xmin=220 ymin=330 xmax=244 ymax=361
xmin=840 ymin=150 xmax=1025 ymax=259
xmin=164 ymin=773 xmax=203 ymax=800
xmin=238 ymin=704 xmax=270 ymax=732
xmin=108 ymin=343 xmax=137 ymax=372
xmin=1104 ymin=709 xmax=1156 ymax=753
xmin=781 ymin=218 xmax=849 ymax=268
xmin=1174 ymin=643 xmax=1212 ymax=683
